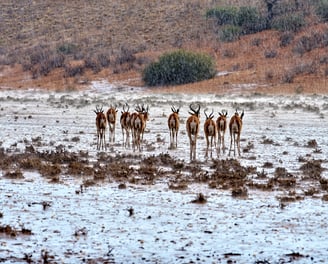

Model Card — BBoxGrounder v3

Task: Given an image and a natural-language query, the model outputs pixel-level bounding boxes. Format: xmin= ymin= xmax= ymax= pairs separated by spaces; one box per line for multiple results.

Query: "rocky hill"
xmin=0 ymin=0 xmax=327 ymax=93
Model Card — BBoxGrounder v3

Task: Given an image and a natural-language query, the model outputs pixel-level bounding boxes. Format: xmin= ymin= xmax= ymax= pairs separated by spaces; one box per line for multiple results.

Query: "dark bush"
xmin=22 ymin=45 xmax=65 ymax=77
xmin=271 ymin=1 xmax=300 ymax=17
xmin=316 ymin=0 xmax=328 ymax=22
xmin=115 ymin=45 xmax=136 ymax=65
xmin=142 ymin=50 xmax=216 ymax=86
xmin=237 ymin=6 xmax=267 ymax=34
xmin=264 ymin=50 xmax=278 ymax=59
xmin=97 ymin=53 xmax=111 ymax=67
xmin=64 ymin=61 xmax=85 ymax=77
xmin=57 ymin=43 xmax=78 ymax=55
xmin=293 ymin=31 xmax=328 ymax=55
xmin=271 ymin=14 xmax=306 ymax=32
xmin=219 ymin=25 xmax=241 ymax=42
xmin=280 ymin=32 xmax=294 ymax=47
xmin=206 ymin=6 xmax=239 ymax=25
xmin=207 ymin=6 xmax=266 ymax=36
xmin=85 ymin=56 xmax=101 ymax=73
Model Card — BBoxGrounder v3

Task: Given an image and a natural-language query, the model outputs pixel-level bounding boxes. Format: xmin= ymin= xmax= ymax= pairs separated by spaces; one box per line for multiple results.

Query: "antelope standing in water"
xmin=186 ymin=104 xmax=200 ymax=161
xmin=131 ymin=104 xmax=149 ymax=152
xmin=106 ymin=105 xmax=118 ymax=143
xmin=94 ymin=106 xmax=107 ymax=150
xmin=120 ymin=103 xmax=131 ymax=148
xmin=203 ymin=109 xmax=216 ymax=158
xmin=229 ymin=110 xmax=244 ymax=157
xmin=168 ymin=106 xmax=180 ymax=149
xmin=216 ymin=110 xmax=228 ymax=155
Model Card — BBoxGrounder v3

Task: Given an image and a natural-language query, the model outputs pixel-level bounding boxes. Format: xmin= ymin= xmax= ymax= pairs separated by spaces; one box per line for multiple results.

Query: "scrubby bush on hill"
xmin=237 ymin=6 xmax=267 ymax=34
xmin=206 ymin=6 xmax=239 ymax=25
xmin=142 ymin=50 xmax=216 ymax=86
xmin=270 ymin=13 xmax=305 ymax=32
xmin=316 ymin=0 xmax=328 ymax=22
xmin=206 ymin=2 xmax=314 ymax=41
xmin=207 ymin=5 xmax=267 ymax=41
xmin=219 ymin=25 xmax=242 ymax=42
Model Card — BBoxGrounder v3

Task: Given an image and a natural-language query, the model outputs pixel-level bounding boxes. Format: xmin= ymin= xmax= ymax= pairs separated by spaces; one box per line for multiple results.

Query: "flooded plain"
xmin=1 ymin=82 xmax=328 ymax=263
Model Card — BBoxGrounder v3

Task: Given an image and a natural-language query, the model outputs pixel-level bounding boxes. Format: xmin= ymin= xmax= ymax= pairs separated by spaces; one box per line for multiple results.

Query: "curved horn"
xmin=240 ymin=110 xmax=244 ymax=120
xmin=135 ymin=104 xmax=141 ymax=112
xmin=209 ymin=109 xmax=214 ymax=119
xmin=94 ymin=105 xmax=103 ymax=113
xmin=196 ymin=104 xmax=200 ymax=114
xmin=204 ymin=108 xmax=209 ymax=119
xmin=190 ymin=103 xmax=200 ymax=114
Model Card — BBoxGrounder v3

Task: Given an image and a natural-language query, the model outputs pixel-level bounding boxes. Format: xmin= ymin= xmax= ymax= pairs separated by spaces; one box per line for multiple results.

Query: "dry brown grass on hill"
xmin=0 ymin=0 xmax=327 ymax=94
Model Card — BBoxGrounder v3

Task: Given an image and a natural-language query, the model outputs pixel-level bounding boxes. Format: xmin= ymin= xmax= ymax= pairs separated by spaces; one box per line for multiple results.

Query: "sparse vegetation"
xmin=0 ymin=0 xmax=327 ymax=92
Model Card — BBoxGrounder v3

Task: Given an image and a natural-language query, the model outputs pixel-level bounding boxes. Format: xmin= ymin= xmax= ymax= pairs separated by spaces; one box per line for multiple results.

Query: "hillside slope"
xmin=0 ymin=0 xmax=327 ymax=93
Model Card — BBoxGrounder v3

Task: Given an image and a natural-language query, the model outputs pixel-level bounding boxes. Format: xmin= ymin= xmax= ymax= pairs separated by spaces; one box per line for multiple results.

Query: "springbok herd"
xmin=94 ymin=103 xmax=244 ymax=160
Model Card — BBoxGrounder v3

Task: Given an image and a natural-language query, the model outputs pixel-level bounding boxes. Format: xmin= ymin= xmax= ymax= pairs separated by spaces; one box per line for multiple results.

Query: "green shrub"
xmin=271 ymin=14 xmax=306 ymax=32
xmin=206 ymin=6 xmax=266 ymax=36
xmin=206 ymin=6 xmax=239 ymax=25
xmin=142 ymin=50 xmax=216 ymax=86
xmin=316 ymin=0 xmax=328 ymax=22
xmin=237 ymin=6 xmax=267 ymax=34
xmin=219 ymin=25 xmax=242 ymax=42
xmin=57 ymin=43 xmax=78 ymax=55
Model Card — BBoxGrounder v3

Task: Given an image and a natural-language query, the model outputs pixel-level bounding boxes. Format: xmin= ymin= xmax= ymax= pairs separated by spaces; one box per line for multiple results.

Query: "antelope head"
xmin=219 ymin=110 xmax=228 ymax=117
xmin=204 ymin=108 xmax=214 ymax=120
xmin=188 ymin=103 xmax=201 ymax=117
xmin=234 ymin=109 xmax=244 ymax=120
xmin=122 ymin=103 xmax=130 ymax=113
xmin=94 ymin=105 xmax=104 ymax=114
xmin=171 ymin=105 xmax=180 ymax=114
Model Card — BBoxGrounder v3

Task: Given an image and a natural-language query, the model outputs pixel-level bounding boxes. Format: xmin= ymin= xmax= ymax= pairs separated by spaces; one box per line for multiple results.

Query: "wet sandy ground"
xmin=1 ymin=86 xmax=328 ymax=263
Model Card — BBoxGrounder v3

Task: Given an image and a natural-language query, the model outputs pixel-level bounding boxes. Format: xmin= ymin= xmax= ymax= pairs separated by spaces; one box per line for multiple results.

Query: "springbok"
xmin=120 ymin=103 xmax=131 ymax=148
xmin=229 ymin=110 xmax=244 ymax=157
xmin=216 ymin=110 xmax=228 ymax=155
xmin=203 ymin=109 xmax=216 ymax=158
xmin=94 ymin=106 xmax=107 ymax=150
xmin=106 ymin=105 xmax=118 ymax=143
xmin=186 ymin=103 xmax=201 ymax=161
xmin=168 ymin=105 xmax=180 ymax=149
xmin=131 ymin=104 xmax=149 ymax=152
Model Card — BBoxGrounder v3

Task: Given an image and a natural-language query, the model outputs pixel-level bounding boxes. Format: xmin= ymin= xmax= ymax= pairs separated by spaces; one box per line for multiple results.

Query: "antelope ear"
xmin=241 ymin=111 xmax=244 ymax=120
